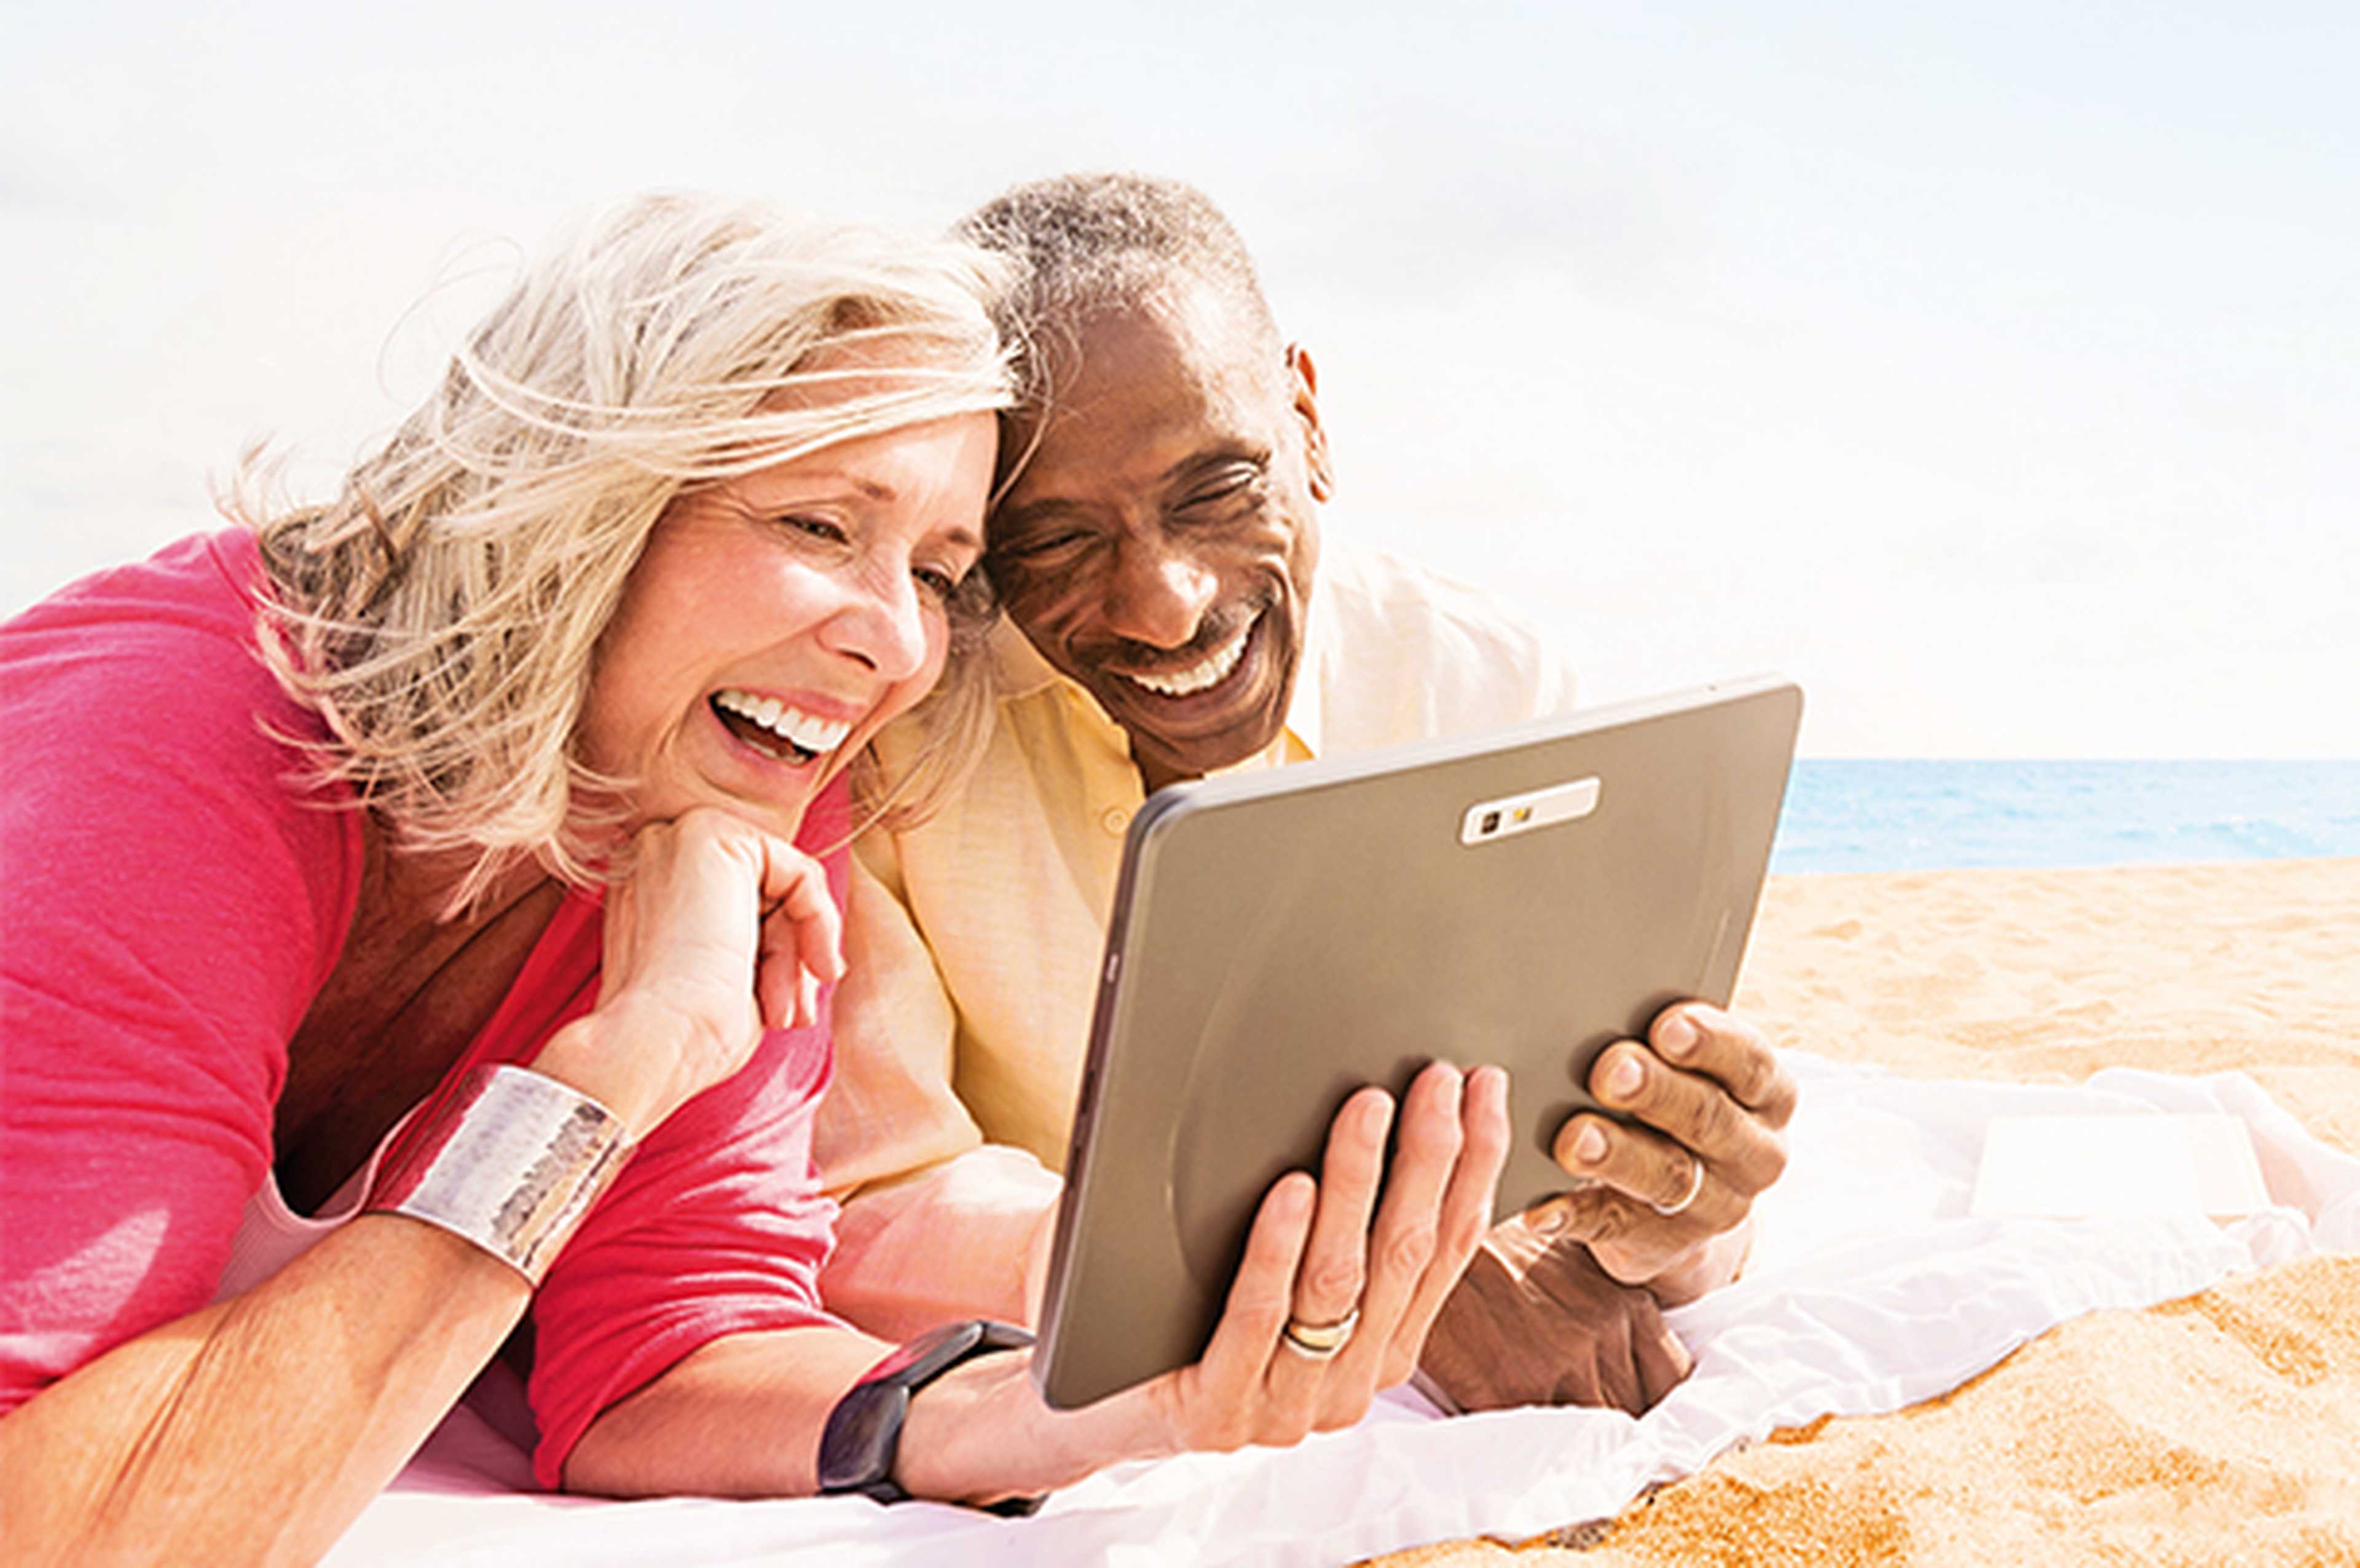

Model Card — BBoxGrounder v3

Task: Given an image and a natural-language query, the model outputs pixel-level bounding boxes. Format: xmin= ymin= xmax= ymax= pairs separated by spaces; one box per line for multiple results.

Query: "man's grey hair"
xmin=956 ymin=172 xmax=1284 ymax=396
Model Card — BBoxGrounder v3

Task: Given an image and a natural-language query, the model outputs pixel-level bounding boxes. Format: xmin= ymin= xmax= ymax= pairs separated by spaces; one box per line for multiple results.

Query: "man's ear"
xmin=1286 ymin=343 xmax=1336 ymax=503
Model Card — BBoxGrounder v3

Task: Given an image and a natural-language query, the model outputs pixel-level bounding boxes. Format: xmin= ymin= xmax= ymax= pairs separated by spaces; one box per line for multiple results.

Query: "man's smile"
xmin=1115 ymin=607 xmax=1262 ymax=699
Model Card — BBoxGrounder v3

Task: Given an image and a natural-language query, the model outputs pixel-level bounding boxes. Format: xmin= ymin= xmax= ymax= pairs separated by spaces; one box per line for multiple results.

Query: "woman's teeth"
xmin=712 ymin=689 xmax=853 ymax=762
xmin=1124 ymin=615 xmax=1255 ymax=698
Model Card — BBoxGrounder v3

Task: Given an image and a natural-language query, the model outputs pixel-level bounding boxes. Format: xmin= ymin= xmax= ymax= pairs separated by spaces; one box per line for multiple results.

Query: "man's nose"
xmin=1103 ymin=539 xmax=1218 ymax=651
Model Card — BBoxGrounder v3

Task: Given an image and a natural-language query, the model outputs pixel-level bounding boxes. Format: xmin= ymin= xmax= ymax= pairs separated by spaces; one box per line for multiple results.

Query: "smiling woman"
xmin=0 ymin=190 xmax=1511 ymax=1564
xmin=577 ymin=412 xmax=998 ymax=839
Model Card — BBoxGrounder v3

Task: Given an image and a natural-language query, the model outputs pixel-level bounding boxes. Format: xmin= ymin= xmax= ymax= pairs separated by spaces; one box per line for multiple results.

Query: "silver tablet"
xmin=1031 ymin=675 xmax=1803 ymax=1409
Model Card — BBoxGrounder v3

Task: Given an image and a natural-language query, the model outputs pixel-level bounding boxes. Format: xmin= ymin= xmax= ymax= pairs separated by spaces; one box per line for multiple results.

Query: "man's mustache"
xmin=1074 ymin=595 xmax=1268 ymax=676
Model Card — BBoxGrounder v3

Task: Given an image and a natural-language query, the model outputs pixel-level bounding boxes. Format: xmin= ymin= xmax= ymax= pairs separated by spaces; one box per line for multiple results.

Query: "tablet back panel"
xmin=1033 ymin=677 xmax=1801 ymax=1409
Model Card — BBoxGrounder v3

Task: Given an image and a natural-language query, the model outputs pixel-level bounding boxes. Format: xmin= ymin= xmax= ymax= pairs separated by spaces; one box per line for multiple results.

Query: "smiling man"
xmin=983 ymin=278 xmax=1322 ymax=798
xmin=815 ymin=173 xmax=1797 ymax=1415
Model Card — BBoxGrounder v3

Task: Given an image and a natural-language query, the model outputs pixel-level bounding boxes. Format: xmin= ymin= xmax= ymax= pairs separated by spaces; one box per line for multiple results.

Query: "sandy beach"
xmin=1368 ymin=857 xmax=2360 ymax=1567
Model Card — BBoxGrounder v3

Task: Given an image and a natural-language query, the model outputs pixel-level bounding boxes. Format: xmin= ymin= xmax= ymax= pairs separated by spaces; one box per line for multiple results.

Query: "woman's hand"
xmin=895 ymin=1062 xmax=1512 ymax=1502
xmin=1142 ymin=1060 xmax=1511 ymax=1447
xmin=537 ymin=806 xmax=843 ymax=1134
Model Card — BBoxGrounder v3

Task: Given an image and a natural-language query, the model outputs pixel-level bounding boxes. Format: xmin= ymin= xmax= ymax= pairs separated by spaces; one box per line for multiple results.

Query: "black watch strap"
xmin=817 ymin=1319 xmax=1035 ymax=1508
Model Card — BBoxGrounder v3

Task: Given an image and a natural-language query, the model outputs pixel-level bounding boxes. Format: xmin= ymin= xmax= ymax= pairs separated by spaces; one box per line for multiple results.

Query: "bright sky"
xmin=6 ymin=1 xmax=2354 ymax=755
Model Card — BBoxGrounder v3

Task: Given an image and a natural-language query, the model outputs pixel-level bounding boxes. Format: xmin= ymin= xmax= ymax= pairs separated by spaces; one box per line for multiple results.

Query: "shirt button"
xmin=1100 ymin=806 xmax=1132 ymax=835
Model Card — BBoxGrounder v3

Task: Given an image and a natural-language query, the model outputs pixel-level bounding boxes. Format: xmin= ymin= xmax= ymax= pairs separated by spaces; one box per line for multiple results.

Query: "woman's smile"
xmin=709 ymin=688 xmax=858 ymax=765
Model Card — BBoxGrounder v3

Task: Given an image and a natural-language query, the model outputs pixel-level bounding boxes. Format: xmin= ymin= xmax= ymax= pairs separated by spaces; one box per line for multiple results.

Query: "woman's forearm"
xmin=564 ymin=1324 xmax=1145 ymax=1506
xmin=562 ymin=1324 xmax=881 ymax=1497
xmin=0 ymin=1215 xmax=530 ymax=1567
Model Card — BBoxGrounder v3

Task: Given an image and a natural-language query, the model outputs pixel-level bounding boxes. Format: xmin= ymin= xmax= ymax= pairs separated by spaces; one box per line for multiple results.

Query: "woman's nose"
xmin=827 ymin=566 xmax=932 ymax=682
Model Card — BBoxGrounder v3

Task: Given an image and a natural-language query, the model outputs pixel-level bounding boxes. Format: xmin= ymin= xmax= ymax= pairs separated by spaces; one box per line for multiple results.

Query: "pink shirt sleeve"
xmin=522 ymin=788 xmax=851 ymax=1488
xmin=0 ymin=533 xmax=361 ymax=1413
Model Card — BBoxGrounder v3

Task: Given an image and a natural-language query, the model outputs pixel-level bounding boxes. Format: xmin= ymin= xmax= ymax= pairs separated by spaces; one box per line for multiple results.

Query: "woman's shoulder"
xmin=4 ymin=531 xmax=308 ymax=739
xmin=2 ymin=527 xmax=363 ymax=989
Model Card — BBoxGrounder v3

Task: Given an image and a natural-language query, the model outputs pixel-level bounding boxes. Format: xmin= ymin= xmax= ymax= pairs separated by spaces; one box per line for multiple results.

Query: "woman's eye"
xmin=913 ymin=565 xmax=959 ymax=603
xmin=778 ymin=513 xmax=848 ymax=545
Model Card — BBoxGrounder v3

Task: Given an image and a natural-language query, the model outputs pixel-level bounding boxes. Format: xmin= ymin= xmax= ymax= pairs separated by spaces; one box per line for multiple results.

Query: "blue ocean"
xmin=1769 ymin=761 xmax=2360 ymax=875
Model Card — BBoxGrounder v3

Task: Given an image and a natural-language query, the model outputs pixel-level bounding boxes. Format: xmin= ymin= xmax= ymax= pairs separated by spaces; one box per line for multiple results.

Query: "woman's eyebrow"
xmin=736 ymin=467 xmax=901 ymax=506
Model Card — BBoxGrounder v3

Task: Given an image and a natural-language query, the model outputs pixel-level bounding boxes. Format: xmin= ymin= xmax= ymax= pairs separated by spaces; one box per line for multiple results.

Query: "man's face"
xmin=987 ymin=283 xmax=1332 ymax=790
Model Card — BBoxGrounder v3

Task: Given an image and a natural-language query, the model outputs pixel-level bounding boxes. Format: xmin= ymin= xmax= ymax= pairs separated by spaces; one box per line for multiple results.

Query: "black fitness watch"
xmin=817 ymin=1319 xmax=1036 ymax=1508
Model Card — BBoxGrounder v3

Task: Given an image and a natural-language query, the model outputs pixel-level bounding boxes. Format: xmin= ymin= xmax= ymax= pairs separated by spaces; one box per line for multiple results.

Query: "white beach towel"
xmin=326 ymin=1054 xmax=2360 ymax=1567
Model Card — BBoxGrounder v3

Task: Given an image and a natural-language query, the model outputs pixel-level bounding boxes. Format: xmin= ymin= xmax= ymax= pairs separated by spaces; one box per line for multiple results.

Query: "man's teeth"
xmin=712 ymin=689 xmax=854 ymax=758
xmin=1123 ymin=619 xmax=1253 ymax=698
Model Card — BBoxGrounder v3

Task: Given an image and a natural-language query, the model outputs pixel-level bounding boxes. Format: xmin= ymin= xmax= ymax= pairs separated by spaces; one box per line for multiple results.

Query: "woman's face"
xmin=579 ymin=410 xmax=996 ymax=839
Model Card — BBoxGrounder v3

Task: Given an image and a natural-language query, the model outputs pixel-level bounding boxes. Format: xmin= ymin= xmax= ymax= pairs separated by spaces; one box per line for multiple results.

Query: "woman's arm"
xmin=565 ymin=1061 xmax=1512 ymax=1505
xmin=0 ymin=1218 xmax=529 ymax=1567
xmin=0 ymin=806 xmax=841 ymax=1561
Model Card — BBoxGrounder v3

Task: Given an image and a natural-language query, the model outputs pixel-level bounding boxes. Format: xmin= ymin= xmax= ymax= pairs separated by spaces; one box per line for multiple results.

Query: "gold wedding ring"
xmin=1649 ymin=1151 xmax=1707 ymax=1218
xmin=1280 ymin=1307 xmax=1360 ymax=1360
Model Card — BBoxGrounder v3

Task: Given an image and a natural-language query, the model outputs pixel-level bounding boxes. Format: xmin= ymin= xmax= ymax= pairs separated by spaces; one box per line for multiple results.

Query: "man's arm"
xmin=817 ymin=844 xmax=1063 ymax=1336
xmin=1417 ymin=1003 xmax=1795 ymax=1413
xmin=1416 ymin=1210 xmax=1691 ymax=1414
xmin=825 ymin=1147 xmax=1063 ymax=1336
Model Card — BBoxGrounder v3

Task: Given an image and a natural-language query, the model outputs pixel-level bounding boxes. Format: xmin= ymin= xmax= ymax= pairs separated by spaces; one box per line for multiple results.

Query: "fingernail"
xmin=1573 ymin=1123 xmax=1608 ymax=1165
xmin=1659 ymin=1015 xmax=1697 ymax=1058
xmin=1529 ymin=1196 xmax=1571 ymax=1234
xmin=1607 ymin=1055 xmax=1645 ymax=1099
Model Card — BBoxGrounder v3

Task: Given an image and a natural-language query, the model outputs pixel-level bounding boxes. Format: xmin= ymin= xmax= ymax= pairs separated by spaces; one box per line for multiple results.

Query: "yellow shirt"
xmin=815 ymin=542 xmax=1577 ymax=1333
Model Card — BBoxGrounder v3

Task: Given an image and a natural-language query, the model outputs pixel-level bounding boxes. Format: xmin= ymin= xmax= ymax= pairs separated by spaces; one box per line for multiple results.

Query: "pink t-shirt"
xmin=0 ymin=531 xmax=846 ymax=1489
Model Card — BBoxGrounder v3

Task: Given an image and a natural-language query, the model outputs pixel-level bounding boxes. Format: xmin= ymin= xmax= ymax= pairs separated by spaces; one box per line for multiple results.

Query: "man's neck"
xmin=1135 ymin=755 xmax=1197 ymax=798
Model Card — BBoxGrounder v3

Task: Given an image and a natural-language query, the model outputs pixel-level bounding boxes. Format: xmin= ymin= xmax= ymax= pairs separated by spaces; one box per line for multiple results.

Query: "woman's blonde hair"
xmin=239 ymin=191 xmax=1016 ymax=910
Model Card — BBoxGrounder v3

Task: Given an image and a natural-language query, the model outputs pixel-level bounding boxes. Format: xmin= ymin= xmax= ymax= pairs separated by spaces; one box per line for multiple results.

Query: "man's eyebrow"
xmin=1165 ymin=442 xmax=1270 ymax=486
xmin=995 ymin=443 xmax=1272 ymax=530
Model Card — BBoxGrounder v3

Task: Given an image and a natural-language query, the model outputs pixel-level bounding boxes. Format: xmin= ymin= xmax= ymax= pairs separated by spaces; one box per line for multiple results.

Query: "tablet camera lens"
xmin=1481 ymin=810 xmax=1501 ymax=835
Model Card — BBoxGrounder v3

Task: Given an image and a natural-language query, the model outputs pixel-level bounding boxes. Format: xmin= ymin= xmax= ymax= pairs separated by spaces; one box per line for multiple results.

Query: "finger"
xmin=1588 ymin=1040 xmax=1785 ymax=1195
xmin=1653 ymin=1002 xmax=1796 ymax=1128
xmin=1381 ymin=1064 xmax=1511 ymax=1384
xmin=1264 ymin=1088 xmax=1397 ymax=1433
xmin=1291 ymin=1086 xmax=1393 ymax=1331
xmin=1314 ymin=1065 xmax=1458 ymax=1416
xmin=1195 ymin=1171 xmax=1317 ymax=1409
xmin=755 ymin=955 xmax=820 ymax=1033
xmin=1553 ymin=1110 xmax=1720 ymax=1221
xmin=759 ymin=840 xmax=845 ymax=984
xmin=754 ymin=841 xmax=843 ymax=1030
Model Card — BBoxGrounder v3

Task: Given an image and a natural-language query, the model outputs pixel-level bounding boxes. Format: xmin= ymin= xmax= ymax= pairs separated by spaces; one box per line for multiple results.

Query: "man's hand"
xmin=1540 ymin=1002 xmax=1796 ymax=1305
xmin=1418 ymin=1213 xmax=1691 ymax=1414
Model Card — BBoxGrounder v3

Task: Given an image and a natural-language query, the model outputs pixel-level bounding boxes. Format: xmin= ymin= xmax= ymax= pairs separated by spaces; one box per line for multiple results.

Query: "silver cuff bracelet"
xmin=367 ymin=1064 xmax=632 ymax=1285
